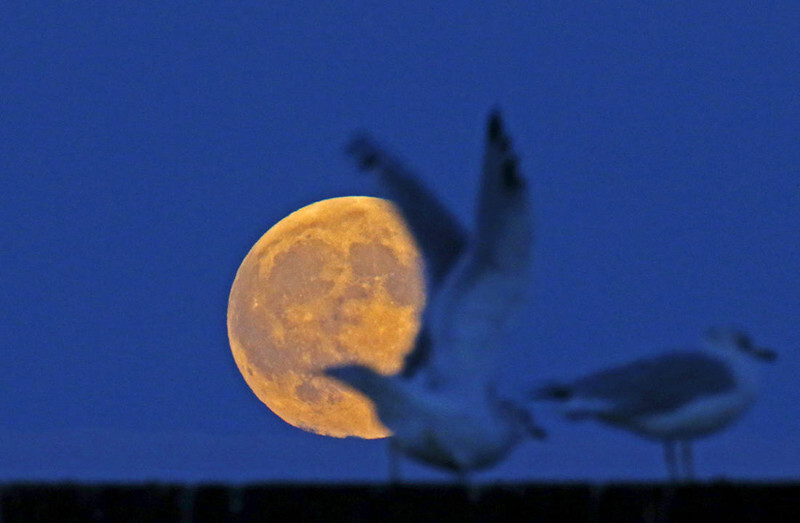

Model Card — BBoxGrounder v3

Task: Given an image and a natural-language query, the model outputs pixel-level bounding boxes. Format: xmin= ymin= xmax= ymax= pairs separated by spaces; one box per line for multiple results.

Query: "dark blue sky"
xmin=2 ymin=2 xmax=798 ymax=482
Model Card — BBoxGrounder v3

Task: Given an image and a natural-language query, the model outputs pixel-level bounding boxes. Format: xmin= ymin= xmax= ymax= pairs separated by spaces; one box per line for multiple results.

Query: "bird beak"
xmin=749 ymin=346 xmax=778 ymax=362
xmin=528 ymin=424 xmax=547 ymax=440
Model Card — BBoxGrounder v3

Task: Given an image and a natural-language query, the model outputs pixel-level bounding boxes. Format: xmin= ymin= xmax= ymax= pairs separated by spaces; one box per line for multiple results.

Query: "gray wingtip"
xmin=530 ymin=383 xmax=573 ymax=401
xmin=487 ymin=108 xmax=504 ymax=142
xmin=345 ymin=133 xmax=380 ymax=171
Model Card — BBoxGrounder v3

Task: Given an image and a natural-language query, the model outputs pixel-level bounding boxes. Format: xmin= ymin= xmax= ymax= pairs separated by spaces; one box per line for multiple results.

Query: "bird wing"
xmin=346 ymin=135 xmax=470 ymax=380
xmin=570 ymin=351 xmax=737 ymax=419
xmin=399 ymin=325 xmax=433 ymax=379
xmin=325 ymin=364 xmax=471 ymax=435
xmin=426 ymin=111 xmax=535 ymax=389
xmin=346 ymin=134 xmax=468 ymax=289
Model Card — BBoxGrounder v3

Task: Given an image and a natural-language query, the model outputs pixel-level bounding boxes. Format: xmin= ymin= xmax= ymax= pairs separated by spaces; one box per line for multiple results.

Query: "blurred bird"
xmin=531 ymin=327 xmax=776 ymax=480
xmin=346 ymin=111 xmax=534 ymax=385
xmin=326 ymin=110 xmax=544 ymax=483
xmin=325 ymin=365 xmax=544 ymax=483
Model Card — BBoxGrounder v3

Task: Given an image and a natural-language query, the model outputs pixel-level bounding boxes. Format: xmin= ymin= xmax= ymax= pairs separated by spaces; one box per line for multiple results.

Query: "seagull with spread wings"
xmin=325 ymin=110 xmax=544 ymax=482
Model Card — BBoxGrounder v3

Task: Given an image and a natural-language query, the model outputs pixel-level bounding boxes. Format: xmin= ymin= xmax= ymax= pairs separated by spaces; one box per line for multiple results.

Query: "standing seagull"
xmin=326 ymin=110 xmax=544 ymax=482
xmin=532 ymin=327 xmax=776 ymax=480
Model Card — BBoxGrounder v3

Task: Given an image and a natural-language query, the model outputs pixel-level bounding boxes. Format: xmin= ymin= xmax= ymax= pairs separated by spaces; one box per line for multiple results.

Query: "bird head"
xmin=705 ymin=326 xmax=777 ymax=362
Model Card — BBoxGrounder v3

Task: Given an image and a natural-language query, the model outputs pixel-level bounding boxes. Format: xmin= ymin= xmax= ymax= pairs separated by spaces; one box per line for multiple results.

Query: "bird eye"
xmin=735 ymin=333 xmax=752 ymax=349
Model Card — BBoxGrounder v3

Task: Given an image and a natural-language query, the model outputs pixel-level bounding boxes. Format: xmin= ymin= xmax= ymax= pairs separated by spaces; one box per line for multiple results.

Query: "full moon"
xmin=227 ymin=196 xmax=425 ymax=438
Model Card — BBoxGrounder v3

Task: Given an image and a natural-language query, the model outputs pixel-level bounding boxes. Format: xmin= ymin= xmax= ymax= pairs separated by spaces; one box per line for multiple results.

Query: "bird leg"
xmin=458 ymin=469 xmax=481 ymax=503
xmin=663 ymin=440 xmax=679 ymax=481
xmin=388 ymin=439 xmax=401 ymax=485
xmin=679 ymin=441 xmax=694 ymax=482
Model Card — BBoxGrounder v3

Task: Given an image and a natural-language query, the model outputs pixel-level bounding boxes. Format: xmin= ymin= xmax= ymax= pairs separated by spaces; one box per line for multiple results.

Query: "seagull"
xmin=531 ymin=327 xmax=776 ymax=480
xmin=326 ymin=110 xmax=544 ymax=482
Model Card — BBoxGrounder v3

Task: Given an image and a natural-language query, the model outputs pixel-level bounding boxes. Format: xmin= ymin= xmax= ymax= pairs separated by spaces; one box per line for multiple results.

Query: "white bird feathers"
xmin=326 ymin=110 xmax=543 ymax=479
xmin=325 ymin=109 xmax=776 ymax=483
xmin=531 ymin=327 xmax=776 ymax=479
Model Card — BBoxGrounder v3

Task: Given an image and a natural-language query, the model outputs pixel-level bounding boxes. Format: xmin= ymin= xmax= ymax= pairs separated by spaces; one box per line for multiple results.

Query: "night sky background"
xmin=2 ymin=2 xmax=798 ymax=483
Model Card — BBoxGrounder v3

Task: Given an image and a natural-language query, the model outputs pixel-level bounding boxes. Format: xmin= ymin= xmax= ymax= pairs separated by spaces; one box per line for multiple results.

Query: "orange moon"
xmin=227 ymin=196 xmax=425 ymax=438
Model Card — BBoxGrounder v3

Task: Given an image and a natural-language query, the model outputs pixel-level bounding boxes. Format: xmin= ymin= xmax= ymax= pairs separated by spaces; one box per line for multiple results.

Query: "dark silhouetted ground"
xmin=1 ymin=482 xmax=798 ymax=522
